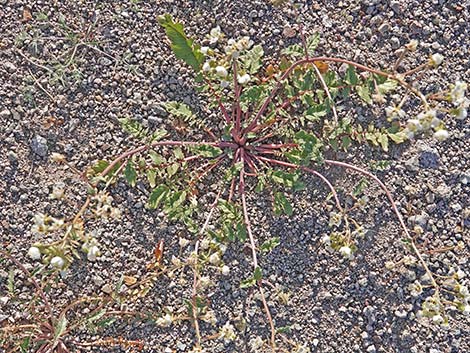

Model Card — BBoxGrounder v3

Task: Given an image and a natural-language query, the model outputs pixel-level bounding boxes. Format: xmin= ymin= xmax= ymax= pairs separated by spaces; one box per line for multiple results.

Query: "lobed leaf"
xmin=158 ymin=14 xmax=204 ymax=72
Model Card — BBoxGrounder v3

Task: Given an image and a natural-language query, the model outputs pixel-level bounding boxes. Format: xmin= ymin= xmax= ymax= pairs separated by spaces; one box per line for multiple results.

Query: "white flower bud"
xmin=200 ymin=46 xmax=209 ymax=55
xmin=87 ymin=246 xmax=100 ymax=261
xmin=221 ymin=265 xmax=230 ymax=276
xmin=179 ymin=238 xmax=190 ymax=247
xmin=430 ymin=53 xmax=444 ymax=66
xmin=456 ymin=106 xmax=467 ymax=120
xmin=202 ymin=62 xmax=211 ymax=72
xmin=28 ymin=246 xmax=41 ymax=260
xmin=237 ymin=73 xmax=250 ymax=85
xmin=220 ymin=80 xmax=230 ymax=88
xmin=405 ymin=39 xmax=418 ymax=52
xmin=209 ymin=252 xmax=220 ymax=265
xmin=433 ymin=129 xmax=449 ymax=141
xmin=432 ymin=314 xmax=444 ymax=324
xmin=215 ymin=66 xmax=228 ymax=77
xmin=339 ymin=246 xmax=353 ymax=259
xmin=321 ymin=235 xmax=331 ymax=246
xmin=463 ymin=305 xmax=470 ymax=316
xmin=156 ymin=313 xmax=173 ymax=327
xmin=50 ymin=256 xmax=65 ymax=269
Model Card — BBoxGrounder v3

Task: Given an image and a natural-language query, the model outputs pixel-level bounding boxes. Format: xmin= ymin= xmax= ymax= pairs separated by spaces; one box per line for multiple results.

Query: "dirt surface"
xmin=1 ymin=1 xmax=469 ymax=352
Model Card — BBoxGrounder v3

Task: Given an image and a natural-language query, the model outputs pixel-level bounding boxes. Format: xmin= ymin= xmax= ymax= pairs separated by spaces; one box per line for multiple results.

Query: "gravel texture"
xmin=0 ymin=0 xmax=469 ymax=352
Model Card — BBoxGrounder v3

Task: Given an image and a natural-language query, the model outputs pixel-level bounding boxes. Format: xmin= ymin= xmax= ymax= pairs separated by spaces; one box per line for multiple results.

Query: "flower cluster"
xmin=218 ymin=321 xmax=236 ymax=342
xmin=92 ymin=191 xmax=121 ymax=219
xmin=31 ymin=213 xmax=65 ymax=234
xmin=449 ymin=80 xmax=468 ymax=120
xmin=201 ymin=26 xmax=254 ymax=87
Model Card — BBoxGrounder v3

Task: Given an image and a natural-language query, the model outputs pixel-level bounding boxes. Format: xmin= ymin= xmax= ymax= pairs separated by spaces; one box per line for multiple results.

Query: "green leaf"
xmin=147 ymin=169 xmax=157 ymax=188
xmin=356 ymin=85 xmax=372 ymax=104
xmin=240 ymin=277 xmax=256 ymax=289
xmin=149 ymin=151 xmax=165 ymax=165
xmin=377 ymin=79 xmax=398 ymax=94
xmin=236 ymin=222 xmax=247 ymax=242
xmin=241 ymin=44 xmax=264 ymax=74
xmin=306 ymin=33 xmax=320 ymax=56
xmin=124 ymin=160 xmax=137 ymax=187
xmin=158 ymin=14 xmax=203 ymax=71
xmin=225 ymin=162 xmax=243 ymax=180
xmin=87 ymin=309 xmax=107 ymax=323
xmin=352 ymin=178 xmax=368 ymax=197
xmin=20 ymin=337 xmax=30 ymax=353
xmin=345 ymin=65 xmax=358 ymax=85
xmin=147 ymin=185 xmax=169 ymax=209
xmin=54 ymin=315 xmax=68 ymax=340
xmin=149 ymin=128 xmax=168 ymax=142
xmin=260 ymin=237 xmax=281 ymax=253
xmin=254 ymin=266 xmax=263 ymax=281
xmin=378 ymin=133 xmax=389 ymax=151
xmin=274 ymin=192 xmax=293 ymax=216
xmin=118 ymin=118 xmax=148 ymax=139
xmin=192 ymin=144 xmax=223 ymax=158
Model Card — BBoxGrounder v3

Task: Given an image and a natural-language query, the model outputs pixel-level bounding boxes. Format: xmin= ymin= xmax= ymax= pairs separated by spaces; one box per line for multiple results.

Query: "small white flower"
xmin=200 ymin=238 xmax=210 ymax=250
xmin=450 ymin=80 xmax=467 ymax=104
xmin=209 ymin=252 xmax=221 ymax=265
xmin=456 ymin=106 xmax=467 ymax=120
xmin=87 ymin=245 xmax=100 ymax=261
xmin=199 ymin=276 xmax=212 ymax=289
xmin=237 ymin=73 xmax=250 ymax=85
xmin=202 ymin=61 xmax=211 ymax=72
xmin=430 ymin=53 xmax=444 ymax=66
xmin=202 ymin=310 xmax=217 ymax=325
xmin=200 ymin=46 xmax=209 ymax=55
xmin=227 ymin=38 xmax=236 ymax=46
xmin=218 ymin=244 xmax=227 ymax=254
xmin=432 ymin=314 xmax=444 ymax=324
xmin=179 ymin=237 xmax=190 ymax=247
xmin=28 ymin=246 xmax=41 ymax=260
xmin=249 ymin=336 xmax=264 ymax=351
xmin=458 ymin=285 xmax=469 ymax=297
xmin=433 ymin=129 xmax=449 ymax=141
xmin=321 ymin=235 xmax=331 ymax=246
xmin=406 ymin=119 xmax=422 ymax=132
xmin=405 ymin=39 xmax=418 ymax=52
xmin=385 ymin=106 xmax=405 ymax=120
xmin=49 ymin=183 xmax=65 ymax=200
xmin=339 ymin=246 xmax=353 ymax=259
xmin=215 ymin=66 xmax=228 ymax=77
xmin=221 ymin=265 xmax=230 ymax=276
xmin=456 ymin=269 xmax=466 ymax=279
xmin=50 ymin=256 xmax=65 ymax=269
xmin=219 ymin=321 xmax=236 ymax=342
xmin=208 ymin=26 xmax=223 ymax=44
xmin=220 ymin=80 xmax=230 ymax=88
xmin=463 ymin=305 xmax=470 ymax=316
xmin=156 ymin=313 xmax=173 ymax=327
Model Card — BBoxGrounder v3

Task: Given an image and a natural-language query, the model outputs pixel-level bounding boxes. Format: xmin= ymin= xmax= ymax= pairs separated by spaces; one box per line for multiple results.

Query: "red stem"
xmin=256 ymin=156 xmax=342 ymax=211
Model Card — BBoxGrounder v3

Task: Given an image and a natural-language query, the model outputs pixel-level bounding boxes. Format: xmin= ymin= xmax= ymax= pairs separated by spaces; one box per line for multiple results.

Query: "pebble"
xmin=0 ymin=108 xmax=11 ymax=118
xmin=31 ymin=135 xmax=48 ymax=157
xmin=3 ymin=61 xmax=16 ymax=73
xmin=101 ymin=283 xmax=113 ymax=294
xmin=378 ymin=23 xmax=390 ymax=34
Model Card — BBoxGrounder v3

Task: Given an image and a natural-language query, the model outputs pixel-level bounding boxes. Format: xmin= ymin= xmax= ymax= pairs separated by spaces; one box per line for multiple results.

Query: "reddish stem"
xmin=256 ymin=156 xmax=343 ymax=211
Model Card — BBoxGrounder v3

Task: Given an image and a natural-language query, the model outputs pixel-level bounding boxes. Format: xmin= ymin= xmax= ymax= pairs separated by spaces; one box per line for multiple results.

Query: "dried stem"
xmin=239 ymin=167 xmax=276 ymax=347
xmin=323 ymin=160 xmax=440 ymax=292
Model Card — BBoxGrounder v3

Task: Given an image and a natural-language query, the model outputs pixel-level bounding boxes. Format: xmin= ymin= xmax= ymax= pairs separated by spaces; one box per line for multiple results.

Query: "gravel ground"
xmin=1 ymin=0 xmax=469 ymax=352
